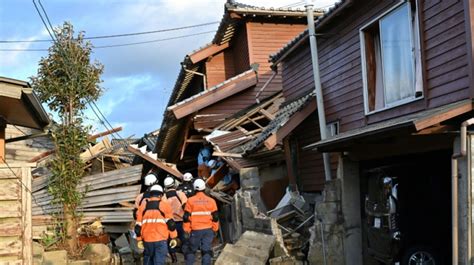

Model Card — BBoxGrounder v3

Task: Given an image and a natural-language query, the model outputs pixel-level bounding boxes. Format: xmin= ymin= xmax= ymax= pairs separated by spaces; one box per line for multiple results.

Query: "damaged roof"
xmin=154 ymin=0 xmax=323 ymax=161
xmin=234 ymin=92 xmax=315 ymax=155
xmin=269 ymin=0 xmax=353 ymax=64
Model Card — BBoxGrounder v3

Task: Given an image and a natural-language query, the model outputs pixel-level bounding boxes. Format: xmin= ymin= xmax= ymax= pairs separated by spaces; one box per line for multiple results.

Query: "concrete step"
xmin=215 ymin=231 xmax=276 ymax=265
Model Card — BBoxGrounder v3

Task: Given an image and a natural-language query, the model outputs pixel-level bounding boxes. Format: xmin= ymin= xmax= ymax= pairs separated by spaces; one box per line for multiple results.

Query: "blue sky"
xmin=0 ymin=0 xmax=336 ymax=138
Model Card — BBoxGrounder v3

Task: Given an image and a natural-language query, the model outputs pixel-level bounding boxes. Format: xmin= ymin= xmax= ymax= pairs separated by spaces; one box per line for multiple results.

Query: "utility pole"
xmin=306 ymin=0 xmax=332 ymax=181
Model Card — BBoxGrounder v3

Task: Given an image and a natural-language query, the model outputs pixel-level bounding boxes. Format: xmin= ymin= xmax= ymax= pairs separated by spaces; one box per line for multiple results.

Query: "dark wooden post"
xmin=284 ymin=137 xmax=297 ymax=192
xmin=0 ymin=117 xmax=6 ymax=163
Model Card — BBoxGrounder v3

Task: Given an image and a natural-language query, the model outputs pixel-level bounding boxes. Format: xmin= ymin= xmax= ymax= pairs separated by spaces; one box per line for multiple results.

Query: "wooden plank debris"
xmin=80 ymin=137 xmax=112 ymax=162
xmin=32 ymin=163 xmax=142 ymax=226
xmin=128 ymin=144 xmax=183 ymax=179
xmin=28 ymin=127 xmax=123 ymax=163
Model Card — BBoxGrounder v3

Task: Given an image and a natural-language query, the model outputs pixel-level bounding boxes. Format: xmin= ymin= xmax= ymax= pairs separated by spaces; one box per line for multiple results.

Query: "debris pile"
xmin=215 ymin=231 xmax=276 ymax=264
xmin=30 ymin=128 xmax=143 ymax=239
xmin=269 ymin=191 xmax=315 ymax=259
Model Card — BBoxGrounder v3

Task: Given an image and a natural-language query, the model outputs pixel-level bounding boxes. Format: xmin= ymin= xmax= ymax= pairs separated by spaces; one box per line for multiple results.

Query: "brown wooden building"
xmin=152 ymin=0 xmax=323 ymax=183
xmin=269 ymin=0 xmax=474 ymax=264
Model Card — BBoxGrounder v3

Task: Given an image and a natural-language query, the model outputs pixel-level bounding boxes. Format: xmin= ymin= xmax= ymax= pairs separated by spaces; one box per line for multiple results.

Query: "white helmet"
xmin=183 ymin=172 xmax=193 ymax=182
xmin=164 ymin=177 xmax=175 ymax=188
xmin=194 ymin=178 xmax=206 ymax=191
xmin=150 ymin=184 xmax=163 ymax=193
xmin=144 ymin=174 xmax=157 ymax=186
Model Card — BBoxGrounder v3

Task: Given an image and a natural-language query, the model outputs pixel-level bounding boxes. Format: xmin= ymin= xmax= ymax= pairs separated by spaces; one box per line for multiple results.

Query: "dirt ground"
xmin=121 ymin=252 xmax=205 ymax=265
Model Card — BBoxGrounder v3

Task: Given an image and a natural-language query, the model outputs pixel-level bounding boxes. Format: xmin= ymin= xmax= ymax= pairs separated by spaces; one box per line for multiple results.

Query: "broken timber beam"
xmin=128 ymin=145 xmax=183 ymax=179
xmin=28 ymin=127 xmax=123 ymax=162
xmin=88 ymin=126 xmax=123 ymax=141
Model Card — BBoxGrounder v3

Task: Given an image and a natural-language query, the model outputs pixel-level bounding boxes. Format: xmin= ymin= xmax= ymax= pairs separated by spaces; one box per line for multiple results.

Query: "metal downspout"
xmin=452 ymin=118 xmax=474 ymax=265
xmin=255 ymin=69 xmax=277 ymax=104
xmin=306 ymin=1 xmax=331 ymax=181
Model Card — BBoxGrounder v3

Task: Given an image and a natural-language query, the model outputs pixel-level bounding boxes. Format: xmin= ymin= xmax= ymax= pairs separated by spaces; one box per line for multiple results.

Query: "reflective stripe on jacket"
xmin=183 ymin=191 xmax=219 ymax=233
xmin=136 ymin=196 xmax=177 ymax=242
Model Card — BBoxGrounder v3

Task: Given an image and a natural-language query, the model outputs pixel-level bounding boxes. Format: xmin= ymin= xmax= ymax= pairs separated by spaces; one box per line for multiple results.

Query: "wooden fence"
xmin=0 ymin=163 xmax=34 ymax=265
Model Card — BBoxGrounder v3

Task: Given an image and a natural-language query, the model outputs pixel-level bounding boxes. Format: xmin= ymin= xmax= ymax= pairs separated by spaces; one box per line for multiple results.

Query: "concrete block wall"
xmin=308 ymin=178 xmax=345 ymax=265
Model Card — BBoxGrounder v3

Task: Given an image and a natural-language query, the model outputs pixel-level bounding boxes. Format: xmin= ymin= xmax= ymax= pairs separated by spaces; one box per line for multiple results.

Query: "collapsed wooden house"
xmin=132 ymin=0 xmax=328 ymax=257
xmin=150 ymin=0 xmax=321 ymax=197
xmin=30 ymin=131 xmax=145 ymax=239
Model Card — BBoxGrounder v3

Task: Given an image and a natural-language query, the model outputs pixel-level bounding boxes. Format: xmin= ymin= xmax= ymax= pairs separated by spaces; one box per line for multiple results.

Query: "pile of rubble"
xmin=211 ymin=167 xmax=319 ymax=264
xmin=30 ymin=127 xmax=143 ymax=246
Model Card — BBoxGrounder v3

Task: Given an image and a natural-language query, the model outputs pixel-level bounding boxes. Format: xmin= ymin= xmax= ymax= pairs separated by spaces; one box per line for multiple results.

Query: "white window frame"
xmin=326 ymin=121 xmax=339 ymax=137
xmin=359 ymin=0 xmax=424 ymax=115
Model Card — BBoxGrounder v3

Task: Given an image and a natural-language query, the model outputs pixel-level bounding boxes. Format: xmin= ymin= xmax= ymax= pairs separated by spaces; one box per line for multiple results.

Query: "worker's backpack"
xmin=166 ymin=190 xmax=183 ymax=205
xmin=142 ymin=199 xmax=165 ymax=218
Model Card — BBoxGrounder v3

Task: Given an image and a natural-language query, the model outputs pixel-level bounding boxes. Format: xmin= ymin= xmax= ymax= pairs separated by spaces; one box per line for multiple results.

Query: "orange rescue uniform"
xmin=183 ymin=191 xmax=219 ymax=233
xmin=163 ymin=189 xmax=188 ymax=221
xmin=136 ymin=196 xmax=177 ymax=242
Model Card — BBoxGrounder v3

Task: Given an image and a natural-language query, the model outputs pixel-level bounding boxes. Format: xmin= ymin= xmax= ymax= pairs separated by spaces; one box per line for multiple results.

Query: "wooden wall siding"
xmin=281 ymin=0 xmax=470 ymax=134
xmin=198 ymin=22 xmax=306 ymax=119
xmin=247 ymin=22 xmax=307 ymax=99
xmin=232 ymin=26 xmax=250 ymax=75
xmin=291 ymin=113 xmax=337 ymax=192
xmin=0 ymin=164 xmax=34 ymax=264
xmin=424 ymin=0 xmax=470 ymax=108
xmin=5 ymin=125 xmax=53 ymax=163
xmin=205 ymin=49 xmax=236 ymax=88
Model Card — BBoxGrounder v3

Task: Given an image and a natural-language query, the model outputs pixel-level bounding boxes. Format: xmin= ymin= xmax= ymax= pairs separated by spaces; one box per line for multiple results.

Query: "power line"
xmin=87 ymin=101 xmax=124 ymax=143
xmin=279 ymin=2 xmax=336 ymax=10
xmin=0 ymin=31 xmax=215 ymax=51
xmin=279 ymin=1 xmax=305 ymax=8
xmin=0 ymin=21 xmax=219 ymax=43
xmin=32 ymin=0 xmax=128 ymax=148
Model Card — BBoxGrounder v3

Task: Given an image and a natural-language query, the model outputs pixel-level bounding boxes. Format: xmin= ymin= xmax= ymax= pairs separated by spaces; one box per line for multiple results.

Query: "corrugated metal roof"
xmin=207 ymin=130 xmax=250 ymax=152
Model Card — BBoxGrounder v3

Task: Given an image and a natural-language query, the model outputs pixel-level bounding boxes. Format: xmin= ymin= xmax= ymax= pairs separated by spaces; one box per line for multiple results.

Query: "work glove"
xmin=137 ymin=240 xmax=144 ymax=250
xmin=169 ymin=238 xmax=178 ymax=249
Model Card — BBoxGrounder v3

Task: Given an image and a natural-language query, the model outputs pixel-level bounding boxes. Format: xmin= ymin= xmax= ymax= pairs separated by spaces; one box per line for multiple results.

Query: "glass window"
xmin=361 ymin=2 xmax=422 ymax=113
xmin=380 ymin=3 xmax=415 ymax=106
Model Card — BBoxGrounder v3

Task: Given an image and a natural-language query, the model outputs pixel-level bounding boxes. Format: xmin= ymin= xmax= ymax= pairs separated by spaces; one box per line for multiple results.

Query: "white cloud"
xmin=2 ymin=0 xmax=338 ymax=137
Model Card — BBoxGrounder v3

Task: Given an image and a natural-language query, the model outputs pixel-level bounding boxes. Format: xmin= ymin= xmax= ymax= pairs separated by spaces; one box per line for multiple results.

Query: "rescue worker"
xmin=133 ymin=173 xmax=157 ymax=220
xmin=183 ymin=179 xmax=219 ymax=265
xmin=178 ymin=172 xmax=195 ymax=198
xmin=163 ymin=176 xmax=188 ymax=263
xmin=135 ymin=185 xmax=179 ymax=265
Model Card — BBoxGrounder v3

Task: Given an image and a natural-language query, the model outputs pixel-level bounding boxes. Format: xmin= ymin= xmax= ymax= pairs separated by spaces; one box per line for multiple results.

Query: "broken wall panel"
xmin=32 ymin=164 xmax=142 ymax=221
